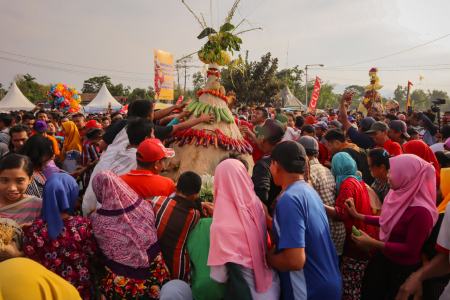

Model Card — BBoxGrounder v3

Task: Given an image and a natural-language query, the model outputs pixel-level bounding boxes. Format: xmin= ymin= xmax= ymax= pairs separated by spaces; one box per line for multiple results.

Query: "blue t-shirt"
xmin=273 ymin=181 xmax=342 ymax=300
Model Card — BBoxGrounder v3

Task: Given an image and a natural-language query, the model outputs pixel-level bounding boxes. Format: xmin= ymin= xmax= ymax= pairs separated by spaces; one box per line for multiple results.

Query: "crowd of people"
xmin=0 ymin=92 xmax=450 ymax=300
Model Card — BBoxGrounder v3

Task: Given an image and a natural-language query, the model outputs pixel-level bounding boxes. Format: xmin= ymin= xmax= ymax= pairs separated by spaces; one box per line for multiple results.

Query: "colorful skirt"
xmin=100 ymin=252 xmax=170 ymax=300
xmin=340 ymin=256 xmax=369 ymax=300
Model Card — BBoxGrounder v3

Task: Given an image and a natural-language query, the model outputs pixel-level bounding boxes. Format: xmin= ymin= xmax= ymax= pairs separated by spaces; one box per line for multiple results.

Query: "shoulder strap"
xmin=0 ymin=196 xmax=37 ymax=212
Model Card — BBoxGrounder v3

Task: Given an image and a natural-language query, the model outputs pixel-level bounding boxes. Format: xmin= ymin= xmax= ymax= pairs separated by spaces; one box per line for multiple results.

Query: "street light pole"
xmin=305 ymin=64 xmax=325 ymax=110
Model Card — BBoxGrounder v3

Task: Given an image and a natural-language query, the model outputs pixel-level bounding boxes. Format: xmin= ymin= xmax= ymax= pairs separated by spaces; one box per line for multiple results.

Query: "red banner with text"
xmin=308 ymin=77 xmax=322 ymax=111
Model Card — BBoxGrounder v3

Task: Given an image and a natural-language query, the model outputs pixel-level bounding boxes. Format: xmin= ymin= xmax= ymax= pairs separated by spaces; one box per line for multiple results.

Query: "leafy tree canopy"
xmin=220 ymin=51 xmax=282 ymax=107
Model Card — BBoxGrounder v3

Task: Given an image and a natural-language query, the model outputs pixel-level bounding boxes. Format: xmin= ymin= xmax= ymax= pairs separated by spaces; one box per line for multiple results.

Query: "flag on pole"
xmin=308 ymin=77 xmax=322 ymax=111
xmin=176 ymin=94 xmax=184 ymax=105
xmin=120 ymin=104 xmax=129 ymax=114
xmin=406 ymin=81 xmax=413 ymax=108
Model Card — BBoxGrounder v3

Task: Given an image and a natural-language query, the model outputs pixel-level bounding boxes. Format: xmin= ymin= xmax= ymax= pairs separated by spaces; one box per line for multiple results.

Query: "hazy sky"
xmin=1 ymin=0 xmax=449 ymax=98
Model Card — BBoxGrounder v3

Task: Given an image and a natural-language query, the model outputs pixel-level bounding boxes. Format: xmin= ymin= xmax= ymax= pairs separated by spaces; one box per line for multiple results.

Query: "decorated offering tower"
xmin=164 ymin=0 xmax=257 ymax=179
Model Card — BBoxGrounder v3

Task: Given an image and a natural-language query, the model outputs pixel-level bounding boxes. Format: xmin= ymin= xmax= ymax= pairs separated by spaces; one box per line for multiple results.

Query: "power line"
xmin=0 ymin=50 xmax=153 ymax=75
xmin=311 ymin=74 xmax=450 ymax=87
xmin=0 ymin=56 xmax=152 ymax=82
xmin=311 ymin=67 xmax=450 ymax=72
xmin=328 ymin=33 xmax=450 ymax=68
xmin=323 ymin=63 xmax=450 ymax=70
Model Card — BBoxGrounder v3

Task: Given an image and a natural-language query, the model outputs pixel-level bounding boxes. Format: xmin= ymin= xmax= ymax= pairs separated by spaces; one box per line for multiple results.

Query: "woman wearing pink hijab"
xmin=207 ymin=159 xmax=280 ymax=299
xmin=345 ymin=154 xmax=438 ymax=299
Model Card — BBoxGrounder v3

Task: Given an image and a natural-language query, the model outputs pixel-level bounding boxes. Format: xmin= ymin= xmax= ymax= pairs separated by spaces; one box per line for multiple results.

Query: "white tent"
xmin=0 ymin=81 xmax=36 ymax=111
xmin=278 ymin=85 xmax=305 ymax=108
xmin=84 ymin=83 xmax=122 ymax=111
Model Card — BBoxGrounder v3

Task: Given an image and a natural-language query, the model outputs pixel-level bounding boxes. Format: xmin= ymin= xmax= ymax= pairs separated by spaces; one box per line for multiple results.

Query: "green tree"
xmin=220 ymin=51 xmax=282 ymax=107
xmin=127 ymin=86 xmax=155 ymax=102
xmin=13 ymin=74 xmax=51 ymax=103
xmin=81 ymin=76 xmax=129 ymax=96
xmin=394 ymin=85 xmax=408 ymax=108
xmin=192 ymin=72 xmax=206 ymax=93
xmin=410 ymin=89 xmax=428 ymax=110
xmin=0 ymin=83 xmax=6 ymax=100
xmin=275 ymin=66 xmax=304 ymax=98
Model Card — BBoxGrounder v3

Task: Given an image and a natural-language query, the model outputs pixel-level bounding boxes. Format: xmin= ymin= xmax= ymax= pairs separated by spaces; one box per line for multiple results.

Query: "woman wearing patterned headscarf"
xmin=89 ymin=170 xmax=170 ymax=299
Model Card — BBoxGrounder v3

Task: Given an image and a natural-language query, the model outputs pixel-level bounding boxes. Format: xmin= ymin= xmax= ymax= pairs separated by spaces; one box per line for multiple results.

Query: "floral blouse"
xmin=23 ymin=216 xmax=99 ymax=300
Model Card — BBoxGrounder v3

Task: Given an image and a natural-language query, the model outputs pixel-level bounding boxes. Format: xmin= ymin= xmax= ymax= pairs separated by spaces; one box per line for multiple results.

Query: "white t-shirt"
xmin=430 ymin=143 xmax=445 ymax=153
xmin=82 ymin=127 xmax=129 ymax=217
xmin=436 ymin=204 xmax=450 ymax=300
xmin=283 ymin=127 xmax=300 ymax=141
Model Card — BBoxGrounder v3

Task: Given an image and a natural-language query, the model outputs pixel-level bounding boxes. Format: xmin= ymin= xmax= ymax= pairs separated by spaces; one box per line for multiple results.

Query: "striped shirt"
xmin=0 ymin=197 xmax=43 ymax=225
xmin=152 ymin=195 xmax=199 ymax=282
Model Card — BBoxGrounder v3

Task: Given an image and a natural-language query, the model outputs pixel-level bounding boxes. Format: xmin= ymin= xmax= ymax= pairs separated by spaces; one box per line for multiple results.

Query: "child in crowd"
xmin=120 ymin=138 xmax=176 ymax=199
xmin=151 ymin=171 xmax=201 ymax=282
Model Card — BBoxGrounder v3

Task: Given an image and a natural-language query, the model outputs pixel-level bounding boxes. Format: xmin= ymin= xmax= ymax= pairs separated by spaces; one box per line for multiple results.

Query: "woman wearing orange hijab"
xmin=60 ymin=121 xmax=82 ymax=173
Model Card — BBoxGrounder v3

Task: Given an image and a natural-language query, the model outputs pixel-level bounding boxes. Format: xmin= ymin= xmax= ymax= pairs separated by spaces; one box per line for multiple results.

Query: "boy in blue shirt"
xmin=267 ymin=141 xmax=342 ymax=300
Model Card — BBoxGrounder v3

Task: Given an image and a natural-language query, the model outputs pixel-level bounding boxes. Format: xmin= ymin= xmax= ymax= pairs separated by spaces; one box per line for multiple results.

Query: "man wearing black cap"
xmin=365 ymin=121 xmax=403 ymax=156
xmin=388 ymin=120 xmax=409 ymax=146
xmin=406 ymin=127 xmax=419 ymax=141
xmin=267 ymin=141 xmax=342 ymax=299
xmin=339 ymin=92 xmax=377 ymax=149
xmin=250 ymin=119 xmax=284 ymax=213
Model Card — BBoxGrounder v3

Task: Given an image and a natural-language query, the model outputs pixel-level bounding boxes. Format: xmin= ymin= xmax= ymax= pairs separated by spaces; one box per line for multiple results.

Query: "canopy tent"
xmin=84 ymin=83 xmax=122 ymax=113
xmin=0 ymin=81 xmax=36 ymax=111
xmin=278 ymin=85 xmax=305 ymax=108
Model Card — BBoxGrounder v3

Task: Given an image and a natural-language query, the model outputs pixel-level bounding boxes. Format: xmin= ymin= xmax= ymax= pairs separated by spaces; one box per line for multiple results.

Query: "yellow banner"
xmin=154 ymin=49 xmax=174 ymax=101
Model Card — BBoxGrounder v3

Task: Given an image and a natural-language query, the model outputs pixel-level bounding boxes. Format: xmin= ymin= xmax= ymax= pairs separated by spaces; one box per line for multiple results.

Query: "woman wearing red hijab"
xmin=403 ymin=140 xmax=440 ymax=186
xmin=305 ymin=115 xmax=316 ymax=125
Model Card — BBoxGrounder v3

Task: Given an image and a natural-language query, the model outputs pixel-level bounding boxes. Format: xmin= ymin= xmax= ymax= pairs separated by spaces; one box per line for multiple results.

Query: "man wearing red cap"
xmin=120 ymin=139 xmax=176 ymax=198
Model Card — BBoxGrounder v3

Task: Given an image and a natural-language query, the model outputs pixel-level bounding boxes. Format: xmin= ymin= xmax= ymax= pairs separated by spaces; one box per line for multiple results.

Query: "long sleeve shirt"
xmin=365 ymin=206 xmax=433 ymax=265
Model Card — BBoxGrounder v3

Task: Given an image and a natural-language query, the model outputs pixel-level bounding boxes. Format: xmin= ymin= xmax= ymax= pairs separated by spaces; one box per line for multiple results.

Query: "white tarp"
xmin=0 ymin=81 xmax=36 ymax=111
xmin=278 ymin=85 xmax=305 ymax=108
xmin=84 ymin=83 xmax=122 ymax=110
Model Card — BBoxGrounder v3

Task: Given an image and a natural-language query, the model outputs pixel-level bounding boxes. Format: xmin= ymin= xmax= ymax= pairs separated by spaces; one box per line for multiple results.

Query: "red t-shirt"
xmin=120 ymin=170 xmax=175 ymax=199
xmin=235 ymin=118 xmax=264 ymax=163
xmin=374 ymin=139 xmax=403 ymax=156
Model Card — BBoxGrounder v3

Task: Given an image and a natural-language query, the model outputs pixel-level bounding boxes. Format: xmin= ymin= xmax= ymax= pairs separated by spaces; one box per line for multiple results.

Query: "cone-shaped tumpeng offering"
xmin=163 ymin=64 xmax=254 ymax=180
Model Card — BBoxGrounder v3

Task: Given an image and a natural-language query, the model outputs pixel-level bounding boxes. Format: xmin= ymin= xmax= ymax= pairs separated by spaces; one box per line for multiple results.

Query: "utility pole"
xmin=175 ymin=55 xmax=201 ymax=93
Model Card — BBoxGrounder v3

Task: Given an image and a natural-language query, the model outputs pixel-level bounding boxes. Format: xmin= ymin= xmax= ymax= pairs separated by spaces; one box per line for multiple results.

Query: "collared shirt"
xmin=152 ymin=195 xmax=199 ymax=282
xmin=120 ymin=169 xmax=175 ymax=199
xmin=374 ymin=139 xmax=403 ymax=157
xmin=309 ymin=158 xmax=346 ymax=255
